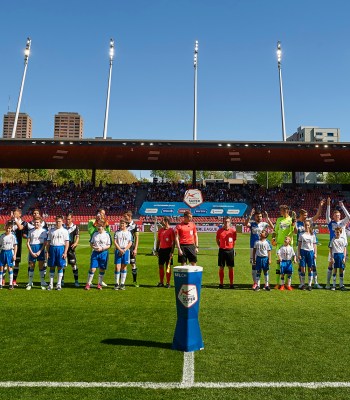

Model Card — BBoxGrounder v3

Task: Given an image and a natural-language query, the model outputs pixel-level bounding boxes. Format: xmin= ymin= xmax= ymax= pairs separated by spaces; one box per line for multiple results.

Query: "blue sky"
xmin=1 ymin=0 xmax=350 ymax=148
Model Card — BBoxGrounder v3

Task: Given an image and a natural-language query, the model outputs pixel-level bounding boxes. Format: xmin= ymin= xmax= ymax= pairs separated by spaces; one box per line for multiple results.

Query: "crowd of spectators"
xmin=0 ymin=183 xmax=35 ymax=214
xmin=0 ymin=181 xmax=348 ymax=224
xmin=144 ymin=182 xmax=348 ymax=222
xmin=30 ymin=182 xmax=138 ymax=217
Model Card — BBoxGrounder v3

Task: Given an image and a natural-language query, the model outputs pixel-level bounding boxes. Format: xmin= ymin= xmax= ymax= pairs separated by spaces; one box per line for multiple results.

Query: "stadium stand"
xmin=0 ymin=181 xmax=349 ymax=225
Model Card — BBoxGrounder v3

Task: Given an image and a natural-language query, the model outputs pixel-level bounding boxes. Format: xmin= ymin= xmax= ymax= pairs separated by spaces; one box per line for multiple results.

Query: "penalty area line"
xmin=1 ymin=381 xmax=350 ymax=389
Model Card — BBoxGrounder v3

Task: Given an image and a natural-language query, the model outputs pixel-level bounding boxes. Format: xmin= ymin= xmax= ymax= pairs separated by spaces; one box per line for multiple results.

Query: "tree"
xmin=19 ymin=169 xmax=48 ymax=181
xmin=325 ymin=172 xmax=350 ymax=184
xmin=150 ymin=170 xmax=191 ymax=182
xmin=197 ymin=171 xmax=225 ymax=180
xmin=254 ymin=171 xmax=291 ymax=188
xmin=56 ymin=169 xmax=91 ymax=183
xmin=96 ymin=170 xmax=137 ymax=184
xmin=150 ymin=170 xmax=227 ymax=182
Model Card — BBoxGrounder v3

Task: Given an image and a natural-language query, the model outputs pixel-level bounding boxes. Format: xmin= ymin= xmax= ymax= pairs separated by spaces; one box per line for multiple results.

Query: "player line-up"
xmin=0 ymin=197 xmax=349 ymax=291
xmin=0 ymin=208 xmax=141 ymax=291
xmin=156 ymin=198 xmax=350 ymax=291
xmin=154 ymin=197 xmax=350 ymax=292
xmin=244 ymin=197 xmax=349 ymax=291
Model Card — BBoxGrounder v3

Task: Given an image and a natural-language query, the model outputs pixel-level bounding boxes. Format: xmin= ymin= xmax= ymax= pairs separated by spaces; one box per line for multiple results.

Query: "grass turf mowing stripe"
xmin=1 ymin=382 xmax=350 ymax=389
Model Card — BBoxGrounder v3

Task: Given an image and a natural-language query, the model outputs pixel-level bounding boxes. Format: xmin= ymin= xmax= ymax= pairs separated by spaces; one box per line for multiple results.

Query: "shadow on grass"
xmin=203 ymin=283 xmax=255 ymax=290
xmin=101 ymin=338 xmax=172 ymax=349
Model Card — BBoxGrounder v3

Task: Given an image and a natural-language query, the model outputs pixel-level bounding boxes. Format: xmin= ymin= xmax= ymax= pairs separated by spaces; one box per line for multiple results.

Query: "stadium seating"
xmin=0 ymin=182 xmax=348 ymax=225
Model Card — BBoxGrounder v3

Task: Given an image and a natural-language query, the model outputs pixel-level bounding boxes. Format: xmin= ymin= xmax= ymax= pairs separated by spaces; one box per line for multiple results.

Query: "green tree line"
xmin=0 ymin=169 xmax=137 ymax=184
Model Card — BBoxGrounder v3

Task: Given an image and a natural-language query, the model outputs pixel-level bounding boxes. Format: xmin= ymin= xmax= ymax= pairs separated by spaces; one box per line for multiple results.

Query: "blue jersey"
xmin=328 ymin=220 xmax=348 ymax=243
xmin=249 ymin=221 xmax=269 ymax=248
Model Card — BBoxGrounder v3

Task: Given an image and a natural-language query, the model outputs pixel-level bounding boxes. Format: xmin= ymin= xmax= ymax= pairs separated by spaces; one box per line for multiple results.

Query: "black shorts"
xmin=218 ymin=248 xmax=235 ymax=267
xmin=178 ymin=244 xmax=197 ymax=264
xmin=158 ymin=248 xmax=173 ymax=266
xmin=67 ymin=248 xmax=77 ymax=265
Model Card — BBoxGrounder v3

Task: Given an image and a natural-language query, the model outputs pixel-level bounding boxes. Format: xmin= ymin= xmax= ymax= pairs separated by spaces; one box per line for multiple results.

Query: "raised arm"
xmin=244 ymin=209 xmax=254 ymax=227
xmin=326 ymin=197 xmax=331 ymax=223
xmin=339 ymin=201 xmax=350 ymax=222
xmin=311 ymin=199 xmax=325 ymax=223
xmin=264 ymin=211 xmax=274 ymax=230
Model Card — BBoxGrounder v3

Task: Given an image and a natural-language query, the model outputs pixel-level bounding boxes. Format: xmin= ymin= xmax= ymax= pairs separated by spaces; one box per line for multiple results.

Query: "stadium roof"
xmin=0 ymin=138 xmax=349 ymax=172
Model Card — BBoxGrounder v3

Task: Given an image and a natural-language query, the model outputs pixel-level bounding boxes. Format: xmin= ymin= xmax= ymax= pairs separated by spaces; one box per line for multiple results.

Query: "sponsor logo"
xmin=196 ymin=226 xmax=218 ymax=232
xmin=194 ymin=209 xmax=207 ymax=214
xmin=210 ymin=209 xmax=224 ymax=215
xmin=177 ymin=284 xmax=198 ymax=308
xmin=227 ymin=209 xmax=239 ymax=215
xmin=162 ymin=209 xmax=174 ymax=213
xmin=174 ymin=273 xmax=187 ymax=277
xmin=145 ymin=208 xmax=158 ymax=214
xmin=184 ymin=189 xmax=204 ymax=208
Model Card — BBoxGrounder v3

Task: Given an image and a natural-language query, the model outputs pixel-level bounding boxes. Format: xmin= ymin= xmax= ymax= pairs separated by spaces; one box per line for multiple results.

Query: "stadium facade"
xmin=287 ymin=126 xmax=340 ymax=184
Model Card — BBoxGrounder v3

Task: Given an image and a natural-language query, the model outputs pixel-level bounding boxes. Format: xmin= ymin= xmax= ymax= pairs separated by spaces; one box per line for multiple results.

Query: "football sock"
xmin=87 ymin=272 xmax=94 ymax=285
xmin=332 ymin=273 xmax=336 ymax=287
xmin=40 ymin=269 xmax=46 ymax=284
xmin=132 ymin=266 xmax=137 ymax=282
xmin=308 ymin=272 xmax=313 ymax=287
xmin=8 ymin=269 xmax=13 ymax=286
xmin=49 ymin=270 xmax=55 ymax=287
xmin=264 ymin=272 xmax=269 ymax=286
xmin=73 ymin=265 xmax=79 ymax=282
xmin=115 ymin=270 xmax=120 ymax=285
xmin=252 ymin=268 xmax=257 ymax=284
xmin=256 ymin=273 xmax=260 ymax=287
xmin=159 ymin=267 xmax=165 ymax=283
xmin=57 ymin=269 xmax=63 ymax=286
xmin=121 ymin=269 xmax=127 ymax=285
xmin=98 ymin=271 xmax=105 ymax=285
xmin=219 ymin=268 xmax=224 ymax=285
xmin=327 ymin=267 xmax=332 ymax=285
xmin=340 ymin=273 xmax=344 ymax=287
xmin=287 ymin=276 xmax=292 ymax=287
xmin=166 ymin=270 xmax=171 ymax=284
xmin=280 ymin=277 xmax=285 ymax=286
xmin=228 ymin=268 xmax=234 ymax=285
xmin=13 ymin=266 xmax=19 ymax=281
xmin=28 ymin=268 xmax=34 ymax=284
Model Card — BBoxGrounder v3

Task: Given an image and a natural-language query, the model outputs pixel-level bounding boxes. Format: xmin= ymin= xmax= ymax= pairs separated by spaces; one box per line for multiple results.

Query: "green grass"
xmin=2 ymin=232 xmax=350 ymax=399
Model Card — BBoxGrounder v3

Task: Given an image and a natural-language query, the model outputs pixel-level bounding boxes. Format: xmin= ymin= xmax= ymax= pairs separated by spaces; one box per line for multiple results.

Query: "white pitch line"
xmin=1 ymin=351 xmax=349 ymax=389
xmin=181 ymin=351 xmax=195 ymax=387
xmin=191 ymin=382 xmax=350 ymax=388
xmin=1 ymin=381 xmax=350 ymax=389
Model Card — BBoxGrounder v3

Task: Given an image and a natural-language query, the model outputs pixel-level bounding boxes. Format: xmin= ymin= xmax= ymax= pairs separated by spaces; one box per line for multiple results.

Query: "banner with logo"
xmin=138 ymin=201 xmax=247 ymax=217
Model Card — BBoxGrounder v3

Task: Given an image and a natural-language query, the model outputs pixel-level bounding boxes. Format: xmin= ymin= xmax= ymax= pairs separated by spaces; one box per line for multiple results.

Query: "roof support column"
xmin=91 ymin=168 xmax=96 ymax=186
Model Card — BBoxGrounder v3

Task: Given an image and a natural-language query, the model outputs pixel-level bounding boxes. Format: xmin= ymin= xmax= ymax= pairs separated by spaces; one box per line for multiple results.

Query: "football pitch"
xmin=2 ymin=231 xmax=350 ymax=400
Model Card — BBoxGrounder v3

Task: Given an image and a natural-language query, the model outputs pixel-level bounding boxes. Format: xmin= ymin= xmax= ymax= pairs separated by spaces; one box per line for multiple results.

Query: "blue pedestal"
xmin=172 ymin=266 xmax=204 ymax=352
